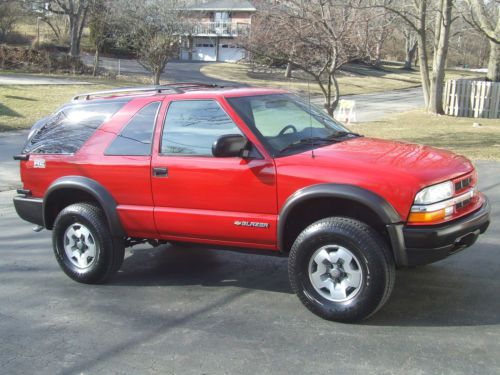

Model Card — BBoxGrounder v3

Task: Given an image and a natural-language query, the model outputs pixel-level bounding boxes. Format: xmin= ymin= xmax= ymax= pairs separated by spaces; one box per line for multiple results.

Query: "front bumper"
xmin=13 ymin=195 xmax=44 ymax=227
xmin=388 ymin=197 xmax=491 ymax=266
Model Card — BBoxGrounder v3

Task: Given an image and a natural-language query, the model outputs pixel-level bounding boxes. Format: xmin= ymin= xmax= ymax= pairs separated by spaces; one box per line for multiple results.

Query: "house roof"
xmin=186 ymin=0 xmax=256 ymax=12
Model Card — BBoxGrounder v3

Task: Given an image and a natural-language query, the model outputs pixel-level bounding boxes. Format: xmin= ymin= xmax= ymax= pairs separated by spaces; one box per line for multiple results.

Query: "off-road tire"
xmin=288 ymin=217 xmax=395 ymax=323
xmin=52 ymin=203 xmax=124 ymax=284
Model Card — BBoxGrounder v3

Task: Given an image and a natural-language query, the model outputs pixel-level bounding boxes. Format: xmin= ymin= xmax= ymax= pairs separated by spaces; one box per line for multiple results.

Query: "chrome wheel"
xmin=63 ymin=223 xmax=97 ymax=269
xmin=308 ymin=245 xmax=363 ymax=302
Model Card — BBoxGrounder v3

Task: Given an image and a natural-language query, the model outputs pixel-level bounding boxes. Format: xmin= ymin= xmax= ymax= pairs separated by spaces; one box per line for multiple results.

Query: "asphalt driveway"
xmin=0 ymin=161 xmax=498 ymax=374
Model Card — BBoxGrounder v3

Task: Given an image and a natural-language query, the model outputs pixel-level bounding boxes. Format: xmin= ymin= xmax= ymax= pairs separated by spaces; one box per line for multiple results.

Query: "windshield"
xmin=227 ymin=93 xmax=359 ymax=156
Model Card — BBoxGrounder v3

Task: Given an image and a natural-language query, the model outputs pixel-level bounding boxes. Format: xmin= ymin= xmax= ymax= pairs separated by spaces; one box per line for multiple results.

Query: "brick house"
xmin=180 ymin=0 xmax=256 ymax=62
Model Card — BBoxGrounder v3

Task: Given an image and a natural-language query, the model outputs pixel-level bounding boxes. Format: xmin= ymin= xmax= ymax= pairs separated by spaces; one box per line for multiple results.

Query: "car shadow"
xmin=112 ymin=244 xmax=292 ymax=295
xmin=113 ymin=242 xmax=500 ymax=327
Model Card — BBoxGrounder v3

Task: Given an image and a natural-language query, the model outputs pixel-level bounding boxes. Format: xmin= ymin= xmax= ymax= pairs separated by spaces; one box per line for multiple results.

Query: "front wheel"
xmin=52 ymin=203 xmax=124 ymax=284
xmin=288 ymin=217 xmax=395 ymax=322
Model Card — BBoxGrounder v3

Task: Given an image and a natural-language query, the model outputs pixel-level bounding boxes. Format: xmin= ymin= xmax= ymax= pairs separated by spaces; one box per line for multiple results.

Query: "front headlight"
xmin=414 ymin=181 xmax=454 ymax=205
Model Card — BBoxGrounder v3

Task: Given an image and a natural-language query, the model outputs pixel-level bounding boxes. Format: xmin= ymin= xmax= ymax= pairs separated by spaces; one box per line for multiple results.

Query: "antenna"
xmin=308 ymin=80 xmax=315 ymax=159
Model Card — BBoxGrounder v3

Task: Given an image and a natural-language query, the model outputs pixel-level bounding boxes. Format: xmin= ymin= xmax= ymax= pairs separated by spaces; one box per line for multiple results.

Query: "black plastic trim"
xmin=277 ymin=183 xmax=402 ymax=251
xmin=44 ymin=176 xmax=125 ymax=237
xmin=16 ymin=189 xmax=32 ymax=196
xmin=402 ymin=197 xmax=490 ymax=266
xmin=13 ymin=154 xmax=29 ymax=161
xmin=13 ymin=196 xmax=43 ymax=226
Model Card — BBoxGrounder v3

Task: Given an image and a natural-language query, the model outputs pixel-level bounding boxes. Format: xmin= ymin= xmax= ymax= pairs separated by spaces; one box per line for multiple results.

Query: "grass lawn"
xmin=0 ymin=76 xmax=145 ymax=131
xmin=201 ymin=63 xmax=478 ymax=96
xmin=350 ymin=110 xmax=500 ymax=160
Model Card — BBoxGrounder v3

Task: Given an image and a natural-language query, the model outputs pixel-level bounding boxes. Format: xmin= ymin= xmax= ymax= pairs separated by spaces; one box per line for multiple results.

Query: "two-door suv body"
xmin=14 ymin=84 xmax=490 ymax=322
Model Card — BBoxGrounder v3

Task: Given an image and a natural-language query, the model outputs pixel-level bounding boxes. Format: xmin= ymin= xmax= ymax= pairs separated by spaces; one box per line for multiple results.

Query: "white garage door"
xmin=193 ymin=39 xmax=216 ymax=61
xmin=218 ymin=42 xmax=245 ymax=62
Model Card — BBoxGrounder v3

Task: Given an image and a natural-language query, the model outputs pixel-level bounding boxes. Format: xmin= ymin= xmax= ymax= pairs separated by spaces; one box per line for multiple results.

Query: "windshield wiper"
xmin=278 ymin=137 xmax=336 ymax=155
xmin=326 ymin=131 xmax=362 ymax=139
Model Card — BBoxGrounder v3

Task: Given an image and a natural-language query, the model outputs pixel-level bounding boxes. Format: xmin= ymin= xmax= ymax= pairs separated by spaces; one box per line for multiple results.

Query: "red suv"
xmin=13 ymin=84 xmax=490 ymax=322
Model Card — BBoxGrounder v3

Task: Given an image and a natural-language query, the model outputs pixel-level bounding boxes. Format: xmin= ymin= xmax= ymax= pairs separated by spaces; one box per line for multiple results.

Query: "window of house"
xmin=214 ymin=11 xmax=230 ymax=22
xmin=105 ymin=101 xmax=160 ymax=156
xmin=161 ymin=100 xmax=241 ymax=156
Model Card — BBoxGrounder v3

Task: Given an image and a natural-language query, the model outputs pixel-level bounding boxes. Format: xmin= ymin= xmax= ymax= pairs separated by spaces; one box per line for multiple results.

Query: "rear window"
xmin=23 ymin=100 xmax=127 ymax=154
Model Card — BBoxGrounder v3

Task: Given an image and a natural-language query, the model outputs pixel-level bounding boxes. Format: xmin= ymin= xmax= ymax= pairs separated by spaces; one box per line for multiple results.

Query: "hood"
xmin=275 ymin=137 xmax=474 ymax=219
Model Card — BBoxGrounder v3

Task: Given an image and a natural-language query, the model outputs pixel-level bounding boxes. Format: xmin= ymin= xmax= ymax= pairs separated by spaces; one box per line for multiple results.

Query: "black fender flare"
xmin=43 ymin=176 xmax=125 ymax=238
xmin=277 ymin=183 xmax=405 ymax=262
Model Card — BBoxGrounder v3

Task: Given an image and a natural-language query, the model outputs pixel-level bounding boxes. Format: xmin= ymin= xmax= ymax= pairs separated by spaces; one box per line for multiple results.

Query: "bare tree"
xmin=362 ymin=3 xmax=396 ymax=66
xmin=402 ymin=26 xmax=418 ymax=70
xmin=0 ymin=1 xmax=22 ymax=42
xmin=48 ymin=1 xmax=89 ymax=56
xmin=462 ymin=0 xmax=500 ymax=81
xmin=241 ymin=0 xmax=368 ymax=116
xmin=115 ymin=0 xmax=189 ymax=85
xmin=370 ymin=0 xmax=455 ymax=114
xmin=428 ymin=0 xmax=454 ymax=113
xmin=25 ymin=0 xmax=89 ymax=56
xmin=88 ymin=0 xmax=111 ymax=76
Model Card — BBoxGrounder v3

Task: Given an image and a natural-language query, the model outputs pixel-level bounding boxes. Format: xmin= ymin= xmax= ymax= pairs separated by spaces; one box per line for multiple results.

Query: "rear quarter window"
xmin=105 ymin=101 xmax=160 ymax=156
xmin=23 ymin=100 xmax=127 ymax=154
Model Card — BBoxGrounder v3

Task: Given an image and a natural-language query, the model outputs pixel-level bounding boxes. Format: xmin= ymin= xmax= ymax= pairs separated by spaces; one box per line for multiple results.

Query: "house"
xmin=180 ymin=0 xmax=256 ymax=62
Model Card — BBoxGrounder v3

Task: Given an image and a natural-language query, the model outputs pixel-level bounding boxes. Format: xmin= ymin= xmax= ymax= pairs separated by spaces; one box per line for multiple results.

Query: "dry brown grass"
xmin=350 ymin=110 xmax=500 ymax=160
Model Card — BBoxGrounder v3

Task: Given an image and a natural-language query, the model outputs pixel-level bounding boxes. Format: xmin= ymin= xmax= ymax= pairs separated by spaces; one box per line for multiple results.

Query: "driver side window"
xmin=161 ymin=100 xmax=241 ymax=156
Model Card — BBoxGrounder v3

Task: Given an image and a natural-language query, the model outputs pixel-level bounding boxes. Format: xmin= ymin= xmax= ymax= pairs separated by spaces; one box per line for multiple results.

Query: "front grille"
xmin=455 ymin=176 xmax=472 ymax=192
xmin=456 ymin=198 xmax=472 ymax=210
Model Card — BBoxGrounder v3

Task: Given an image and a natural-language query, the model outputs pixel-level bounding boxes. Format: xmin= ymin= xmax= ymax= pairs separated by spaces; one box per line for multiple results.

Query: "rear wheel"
xmin=288 ymin=217 xmax=395 ymax=322
xmin=52 ymin=203 xmax=124 ymax=284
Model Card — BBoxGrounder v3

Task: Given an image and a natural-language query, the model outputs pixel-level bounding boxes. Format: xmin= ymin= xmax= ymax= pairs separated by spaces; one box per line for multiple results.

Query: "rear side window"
xmin=105 ymin=101 xmax=160 ymax=156
xmin=161 ymin=100 xmax=241 ymax=156
xmin=23 ymin=101 xmax=126 ymax=154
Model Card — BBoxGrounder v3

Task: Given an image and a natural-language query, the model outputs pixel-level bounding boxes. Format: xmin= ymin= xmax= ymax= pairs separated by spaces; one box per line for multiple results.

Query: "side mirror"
xmin=212 ymin=134 xmax=249 ymax=158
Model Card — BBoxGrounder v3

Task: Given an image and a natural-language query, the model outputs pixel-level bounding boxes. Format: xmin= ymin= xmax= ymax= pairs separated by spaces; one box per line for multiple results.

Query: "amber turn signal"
xmin=408 ymin=209 xmax=446 ymax=223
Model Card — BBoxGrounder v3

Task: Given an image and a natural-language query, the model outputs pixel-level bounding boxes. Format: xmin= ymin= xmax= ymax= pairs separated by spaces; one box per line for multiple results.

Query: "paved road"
xmin=80 ymin=54 xmax=236 ymax=85
xmin=329 ymin=87 xmax=424 ymax=122
xmin=79 ymin=54 xmax=424 ymax=122
xmin=0 ymin=130 xmax=27 ymax=191
xmin=0 ymin=161 xmax=498 ymax=374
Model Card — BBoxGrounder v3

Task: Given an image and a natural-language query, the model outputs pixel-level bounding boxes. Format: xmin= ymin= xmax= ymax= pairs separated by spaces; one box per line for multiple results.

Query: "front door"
xmin=151 ymin=99 xmax=277 ymax=249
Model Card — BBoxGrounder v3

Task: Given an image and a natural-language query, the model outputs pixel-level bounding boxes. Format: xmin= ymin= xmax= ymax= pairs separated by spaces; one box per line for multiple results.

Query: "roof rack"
xmin=72 ymin=83 xmax=223 ymax=101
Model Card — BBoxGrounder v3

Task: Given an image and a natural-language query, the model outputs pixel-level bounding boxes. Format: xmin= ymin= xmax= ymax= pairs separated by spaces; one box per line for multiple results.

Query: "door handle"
xmin=152 ymin=167 xmax=168 ymax=177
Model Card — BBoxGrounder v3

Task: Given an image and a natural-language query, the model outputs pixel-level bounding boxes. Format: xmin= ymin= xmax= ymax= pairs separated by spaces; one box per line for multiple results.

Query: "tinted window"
xmin=161 ymin=100 xmax=241 ymax=156
xmin=23 ymin=101 xmax=126 ymax=154
xmin=106 ymin=101 xmax=160 ymax=156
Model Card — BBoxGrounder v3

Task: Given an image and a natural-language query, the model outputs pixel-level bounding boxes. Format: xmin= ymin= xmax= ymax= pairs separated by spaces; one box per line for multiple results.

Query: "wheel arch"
xmin=278 ymin=184 xmax=403 ymax=256
xmin=43 ymin=176 xmax=125 ymax=238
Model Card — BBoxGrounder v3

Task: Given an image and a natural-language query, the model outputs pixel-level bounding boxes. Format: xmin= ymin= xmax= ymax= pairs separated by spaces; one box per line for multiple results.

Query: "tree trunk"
xmin=487 ymin=40 xmax=500 ymax=82
xmin=374 ymin=41 xmax=382 ymax=67
xmin=69 ymin=16 xmax=79 ymax=57
xmin=93 ymin=48 xmax=100 ymax=77
xmin=429 ymin=0 xmax=453 ymax=114
xmin=416 ymin=32 xmax=431 ymax=109
xmin=285 ymin=62 xmax=293 ymax=78
xmin=153 ymin=69 xmax=161 ymax=85
xmin=324 ymin=75 xmax=339 ymax=117
xmin=416 ymin=0 xmax=430 ymax=109
xmin=404 ymin=40 xmax=417 ymax=70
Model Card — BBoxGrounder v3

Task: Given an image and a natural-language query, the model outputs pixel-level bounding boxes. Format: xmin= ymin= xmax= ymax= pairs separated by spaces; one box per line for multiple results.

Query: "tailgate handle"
xmin=153 ymin=167 xmax=168 ymax=177
xmin=13 ymin=154 xmax=29 ymax=161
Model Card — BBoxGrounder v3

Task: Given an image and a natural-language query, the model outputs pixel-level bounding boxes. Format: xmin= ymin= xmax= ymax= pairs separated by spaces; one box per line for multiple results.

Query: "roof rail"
xmin=72 ymin=83 xmax=224 ymax=101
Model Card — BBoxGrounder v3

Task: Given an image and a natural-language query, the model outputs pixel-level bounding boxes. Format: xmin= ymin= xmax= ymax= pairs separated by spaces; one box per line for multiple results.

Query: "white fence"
xmin=444 ymin=79 xmax=500 ymax=119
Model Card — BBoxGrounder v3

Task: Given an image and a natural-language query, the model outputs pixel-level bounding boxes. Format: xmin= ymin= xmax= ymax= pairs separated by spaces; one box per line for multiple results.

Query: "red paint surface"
xmin=19 ymin=87 xmax=484 ymax=250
